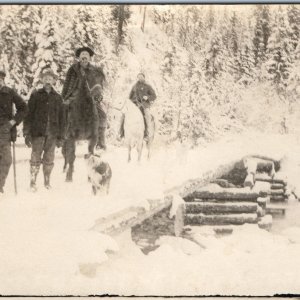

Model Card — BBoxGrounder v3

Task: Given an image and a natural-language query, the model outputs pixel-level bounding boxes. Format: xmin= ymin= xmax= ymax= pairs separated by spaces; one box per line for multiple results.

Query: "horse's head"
xmin=86 ymin=66 xmax=105 ymax=100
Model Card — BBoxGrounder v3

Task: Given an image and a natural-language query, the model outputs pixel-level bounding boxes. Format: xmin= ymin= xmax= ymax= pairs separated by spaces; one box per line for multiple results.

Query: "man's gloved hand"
xmin=143 ymin=95 xmax=149 ymax=101
xmin=25 ymin=135 xmax=32 ymax=148
xmin=56 ymin=139 xmax=64 ymax=148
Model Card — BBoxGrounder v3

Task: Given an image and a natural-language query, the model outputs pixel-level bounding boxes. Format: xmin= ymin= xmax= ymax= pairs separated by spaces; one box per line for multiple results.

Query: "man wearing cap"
xmin=23 ymin=67 xmax=64 ymax=191
xmin=0 ymin=70 xmax=27 ymax=194
xmin=119 ymin=72 xmax=156 ymax=142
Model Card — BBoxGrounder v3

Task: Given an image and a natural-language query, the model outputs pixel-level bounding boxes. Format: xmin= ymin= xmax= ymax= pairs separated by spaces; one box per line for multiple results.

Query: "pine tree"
xmin=111 ymin=5 xmax=131 ymax=53
xmin=15 ymin=6 xmax=42 ymax=96
xmin=253 ymin=5 xmax=271 ymax=66
xmin=205 ymin=29 xmax=227 ymax=80
xmin=265 ymin=6 xmax=293 ymax=92
xmin=287 ymin=5 xmax=300 ymax=52
xmin=0 ymin=7 xmax=21 ymax=90
xmin=31 ymin=6 xmax=61 ymax=88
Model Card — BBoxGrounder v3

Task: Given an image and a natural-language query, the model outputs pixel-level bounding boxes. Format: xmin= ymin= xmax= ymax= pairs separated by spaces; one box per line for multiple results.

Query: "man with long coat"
xmin=23 ymin=67 xmax=64 ymax=191
xmin=0 ymin=70 xmax=27 ymax=194
xmin=62 ymin=46 xmax=106 ymax=181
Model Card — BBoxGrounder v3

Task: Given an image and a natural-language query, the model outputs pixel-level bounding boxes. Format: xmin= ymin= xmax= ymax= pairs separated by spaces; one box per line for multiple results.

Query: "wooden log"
xmin=257 ymin=206 xmax=266 ymax=217
xmin=213 ymin=226 xmax=234 ymax=235
xmin=270 ymin=195 xmax=286 ymax=202
xmin=210 ymin=179 xmax=236 ymax=188
xmin=270 ymin=183 xmax=285 ymax=190
xmin=257 ymin=197 xmax=268 ymax=209
xmin=266 ymin=204 xmax=286 ymax=215
xmin=190 ymin=190 xmax=259 ymax=201
xmin=255 ymin=176 xmax=287 ymax=186
xmin=185 ymin=202 xmax=258 ymax=214
xmin=268 ymin=189 xmax=285 ymax=196
xmin=174 ymin=204 xmax=185 ymax=237
xmin=185 ymin=213 xmax=258 ymax=226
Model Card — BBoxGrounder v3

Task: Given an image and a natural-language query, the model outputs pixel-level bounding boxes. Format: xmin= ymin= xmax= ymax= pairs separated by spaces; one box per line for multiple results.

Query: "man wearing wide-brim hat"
xmin=23 ymin=66 xmax=64 ymax=191
xmin=0 ymin=69 xmax=27 ymax=194
xmin=61 ymin=46 xmax=107 ymax=181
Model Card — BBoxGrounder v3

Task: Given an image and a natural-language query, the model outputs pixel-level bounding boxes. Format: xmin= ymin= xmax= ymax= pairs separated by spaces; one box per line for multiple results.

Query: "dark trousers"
xmin=30 ymin=135 xmax=56 ymax=168
xmin=0 ymin=139 xmax=12 ymax=189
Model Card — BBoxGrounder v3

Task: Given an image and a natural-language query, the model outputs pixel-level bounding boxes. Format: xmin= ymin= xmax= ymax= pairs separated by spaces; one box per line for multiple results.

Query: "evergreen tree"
xmin=31 ymin=7 xmax=61 ymax=88
xmin=253 ymin=5 xmax=271 ymax=66
xmin=111 ymin=5 xmax=131 ymax=53
xmin=265 ymin=6 xmax=293 ymax=92
xmin=15 ymin=6 xmax=42 ymax=95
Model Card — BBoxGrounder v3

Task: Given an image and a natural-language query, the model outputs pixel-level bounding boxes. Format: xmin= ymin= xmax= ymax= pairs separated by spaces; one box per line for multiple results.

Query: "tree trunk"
xmin=185 ymin=213 xmax=258 ymax=226
xmin=270 ymin=195 xmax=286 ymax=202
xmin=185 ymin=201 xmax=258 ymax=214
xmin=187 ymin=190 xmax=259 ymax=201
xmin=255 ymin=176 xmax=287 ymax=185
xmin=270 ymin=183 xmax=285 ymax=190
xmin=141 ymin=6 xmax=147 ymax=32
xmin=116 ymin=5 xmax=125 ymax=53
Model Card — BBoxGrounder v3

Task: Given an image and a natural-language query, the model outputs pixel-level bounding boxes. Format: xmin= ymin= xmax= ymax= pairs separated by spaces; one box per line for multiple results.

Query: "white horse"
xmin=115 ymin=98 xmax=155 ymax=162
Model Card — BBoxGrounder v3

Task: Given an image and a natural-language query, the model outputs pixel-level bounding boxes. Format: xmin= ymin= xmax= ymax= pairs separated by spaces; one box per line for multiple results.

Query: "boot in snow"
xmin=30 ymin=165 xmax=40 ymax=192
xmin=43 ymin=164 xmax=54 ymax=189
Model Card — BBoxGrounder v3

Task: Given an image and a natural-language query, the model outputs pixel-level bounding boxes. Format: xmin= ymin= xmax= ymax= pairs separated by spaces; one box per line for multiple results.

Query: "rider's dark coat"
xmin=129 ymin=81 xmax=156 ymax=108
xmin=61 ymin=62 xmax=106 ymax=139
xmin=62 ymin=62 xmax=105 ymax=101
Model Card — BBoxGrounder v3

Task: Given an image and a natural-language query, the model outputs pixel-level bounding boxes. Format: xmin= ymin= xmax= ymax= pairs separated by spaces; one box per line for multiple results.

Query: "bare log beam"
xmin=185 ymin=213 xmax=258 ymax=225
xmin=185 ymin=202 xmax=258 ymax=214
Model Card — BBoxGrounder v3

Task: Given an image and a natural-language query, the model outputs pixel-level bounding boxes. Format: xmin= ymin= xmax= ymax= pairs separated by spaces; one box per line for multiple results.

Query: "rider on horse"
xmin=119 ymin=73 xmax=156 ymax=142
xmin=62 ymin=46 xmax=107 ymax=150
xmin=61 ymin=46 xmax=107 ymax=182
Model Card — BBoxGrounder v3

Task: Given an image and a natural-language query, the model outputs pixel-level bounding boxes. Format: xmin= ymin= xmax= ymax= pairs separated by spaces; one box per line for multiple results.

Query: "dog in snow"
xmin=84 ymin=152 xmax=112 ymax=195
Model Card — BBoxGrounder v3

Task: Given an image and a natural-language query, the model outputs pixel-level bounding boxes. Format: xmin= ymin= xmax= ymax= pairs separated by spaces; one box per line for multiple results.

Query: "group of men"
xmin=0 ymin=46 xmax=157 ymax=194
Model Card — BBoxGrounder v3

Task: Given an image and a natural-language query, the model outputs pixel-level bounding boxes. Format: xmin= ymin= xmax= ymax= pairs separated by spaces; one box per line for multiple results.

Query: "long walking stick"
xmin=12 ymin=141 xmax=17 ymax=195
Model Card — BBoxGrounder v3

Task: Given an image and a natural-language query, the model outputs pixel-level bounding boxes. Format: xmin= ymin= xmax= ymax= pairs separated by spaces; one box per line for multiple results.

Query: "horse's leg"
xmin=128 ymin=144 xmax=131 ymax=163
xmin=147 ymin=142 xmax=151 ymax=161
xmin=88 ymin=136 xmax=97 ymax=154
xmin=65 ymin=137 xmax=76 ymax=182
xmin=138 ymin=140 xmax=144 ymax=162
xmin=147 ymin=116 xmax=155 ymax=161
xmin=62 ymin=141 xmax=68 ymax=172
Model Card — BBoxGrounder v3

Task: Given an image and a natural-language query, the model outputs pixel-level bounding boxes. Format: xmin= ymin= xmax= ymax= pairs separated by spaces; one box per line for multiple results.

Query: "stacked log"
xmin=255 ymin=175 xmax=288 ymax=203
xmin=183 ymin=188 xmax=264 ymax=227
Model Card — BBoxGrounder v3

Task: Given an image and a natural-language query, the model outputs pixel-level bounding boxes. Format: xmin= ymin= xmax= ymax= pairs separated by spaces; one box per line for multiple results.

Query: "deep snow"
xmin=1 ymin=131 xmax=300 ymax=296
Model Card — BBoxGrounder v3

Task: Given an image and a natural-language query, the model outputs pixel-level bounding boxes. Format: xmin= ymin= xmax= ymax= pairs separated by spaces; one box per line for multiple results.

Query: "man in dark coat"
xmin=119 ymin=73 xmax=156 ymax=141
xmin=23 ymin=67 xmax=64 ymax=191
xmin=0 ymin=70 xmax=27 ymax=194
xmin=62 ymin=46 xmax=106 ymax=148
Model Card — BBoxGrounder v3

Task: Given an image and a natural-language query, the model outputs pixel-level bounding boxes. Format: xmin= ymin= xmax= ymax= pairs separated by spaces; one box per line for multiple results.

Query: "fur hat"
xmin=75 ymin=46 xmax=95 ymax=58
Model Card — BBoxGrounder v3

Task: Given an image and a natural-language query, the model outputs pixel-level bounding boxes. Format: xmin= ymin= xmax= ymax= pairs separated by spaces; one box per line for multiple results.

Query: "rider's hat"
xmin=75 ymin=46 xmax=95 ymax=58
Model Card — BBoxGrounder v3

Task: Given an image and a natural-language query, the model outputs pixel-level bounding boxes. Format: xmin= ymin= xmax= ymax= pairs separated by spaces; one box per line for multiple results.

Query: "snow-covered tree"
xmin=31 ymin=7 xmax=61 ymax=88
xmin=253 ymin=5 xmax=271 ymax=67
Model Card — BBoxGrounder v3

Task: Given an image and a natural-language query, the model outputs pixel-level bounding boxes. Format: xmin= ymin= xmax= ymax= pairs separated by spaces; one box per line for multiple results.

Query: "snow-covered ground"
xmin=1 ymin=131 xmax=300 ymax=295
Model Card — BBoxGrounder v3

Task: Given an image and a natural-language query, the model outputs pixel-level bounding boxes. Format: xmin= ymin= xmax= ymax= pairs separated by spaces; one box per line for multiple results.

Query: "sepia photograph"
xmin=0 ymin=3 xmax=299 ymax=296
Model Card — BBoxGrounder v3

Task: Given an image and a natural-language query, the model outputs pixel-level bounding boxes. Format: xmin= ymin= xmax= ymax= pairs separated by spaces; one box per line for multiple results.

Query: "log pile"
xmin=255 ymin=174 xmax=288 ymax=203
xmin=183 ymin=187 xmax=268 ymax=228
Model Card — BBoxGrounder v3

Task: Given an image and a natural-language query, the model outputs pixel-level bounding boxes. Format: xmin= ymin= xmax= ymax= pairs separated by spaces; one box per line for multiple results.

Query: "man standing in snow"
xmin=62 ymin=46 xmax=107 ymax=150
xmin=23 ymin=67 xmax=64 ymax=191
xmin=119 ymin=73 xmax=156 ymax=142
xmin=0 ymin=70 xmax=27 ymax=194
